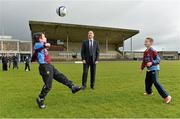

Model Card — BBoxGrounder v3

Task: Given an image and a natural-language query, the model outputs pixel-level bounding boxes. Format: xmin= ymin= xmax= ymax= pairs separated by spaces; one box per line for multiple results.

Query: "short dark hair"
xmin=146 ymin=37 xmax=154 ymax=42
xmin=33 ymin=32 xmax=44 ymax=42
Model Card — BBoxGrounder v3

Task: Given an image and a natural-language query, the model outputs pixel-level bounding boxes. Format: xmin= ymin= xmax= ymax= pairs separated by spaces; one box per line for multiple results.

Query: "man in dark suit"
xmin=81 ymin=31 xmax=100 ymax=90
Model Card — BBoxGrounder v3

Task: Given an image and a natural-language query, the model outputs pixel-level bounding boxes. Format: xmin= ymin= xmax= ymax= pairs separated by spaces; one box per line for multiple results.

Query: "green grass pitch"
xmin=0 ymin=61 xmax=180 ymax=118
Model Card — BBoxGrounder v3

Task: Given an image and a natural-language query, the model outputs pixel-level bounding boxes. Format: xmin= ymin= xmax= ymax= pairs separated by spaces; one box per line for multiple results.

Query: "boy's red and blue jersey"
xmin=141 ymin=47 xmax=160 ymax=71
xmin=33 ymin=42 xmax=51 ymax=64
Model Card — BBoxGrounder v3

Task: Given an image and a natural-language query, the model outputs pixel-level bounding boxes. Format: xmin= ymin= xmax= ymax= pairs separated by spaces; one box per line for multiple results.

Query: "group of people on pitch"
xmin=1 ymin=54 xmax=31 ymax=72
xmin=1 ymin=55 xmax=19 ymax=71
xmin=32 ymin=31 xmax=171 ymax=109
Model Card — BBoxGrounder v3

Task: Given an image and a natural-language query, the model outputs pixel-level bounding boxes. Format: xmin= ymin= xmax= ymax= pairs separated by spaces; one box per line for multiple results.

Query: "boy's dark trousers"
xmin=145 ymin=70 xmax=168 ymax=98
xmin=82 ymin=56 xmax=96 ymax=89
xmin=25 ymin=63 xmax=30 ymax=71
xmin=38 ymin=64 xmax=74 ymax=99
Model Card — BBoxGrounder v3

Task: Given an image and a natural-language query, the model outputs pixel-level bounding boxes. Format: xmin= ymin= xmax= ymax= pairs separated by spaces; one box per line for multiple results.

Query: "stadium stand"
xmin=29 ymin=21 xmax=139 ymax=61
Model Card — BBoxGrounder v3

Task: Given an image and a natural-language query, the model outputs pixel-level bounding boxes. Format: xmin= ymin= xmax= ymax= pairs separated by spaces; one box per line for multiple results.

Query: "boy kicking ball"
xmin=32 ymin=32 xmax=81 ymax=109
xmin=141 ymin=37 xmax=172 ymax=104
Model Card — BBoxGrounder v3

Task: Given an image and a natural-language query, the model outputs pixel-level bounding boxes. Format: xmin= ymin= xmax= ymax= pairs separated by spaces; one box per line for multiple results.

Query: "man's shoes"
xmin=81 ymin=86 xmax=86 ymax=90
xmin=91 ymin=87 xmax=95 ymax=90
xmin=144 ymin=92 xmax=153 ymax=96
xmin=36 ymin=97 xmax=46 ymax=109
xmin=164 ymin=96 xmax=172 ymax=104
xmin=71 ymin=86 xmax=81 ymax=94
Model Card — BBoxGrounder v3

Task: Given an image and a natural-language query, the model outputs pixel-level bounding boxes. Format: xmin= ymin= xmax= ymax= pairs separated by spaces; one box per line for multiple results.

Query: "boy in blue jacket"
xmin=141 ymin=37 xmax=172 ymax=104
xmin=32 ymin=32 xmax=81 ymax=109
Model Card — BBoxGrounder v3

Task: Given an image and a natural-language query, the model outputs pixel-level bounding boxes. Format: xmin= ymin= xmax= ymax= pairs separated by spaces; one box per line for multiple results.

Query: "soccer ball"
xmin=56 ymin=6 xmax=67 ymax=17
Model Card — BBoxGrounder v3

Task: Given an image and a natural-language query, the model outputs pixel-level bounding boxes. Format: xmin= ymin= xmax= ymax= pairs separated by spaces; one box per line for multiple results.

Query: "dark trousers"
xmin=2 ymin=63 xmax=8 ymax=71
xmin=145 ymin=70 xmax=168 ymax=98
xmin=38 ymin=64 xmax=73 ymax=99
xmin=25 ymin=63 xmax=30 ymax=71
xmin=9 ymin=62 xmax=11 ymax=68
xmin=13 ymin=62 xmax=18 ymax=69
xmin=82 ymin=59 xmax=96 ymax=88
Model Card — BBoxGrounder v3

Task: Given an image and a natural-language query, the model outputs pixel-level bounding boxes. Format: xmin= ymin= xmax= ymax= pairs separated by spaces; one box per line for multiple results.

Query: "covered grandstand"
xmin=29 ymin=21 xmax=139 ymax=61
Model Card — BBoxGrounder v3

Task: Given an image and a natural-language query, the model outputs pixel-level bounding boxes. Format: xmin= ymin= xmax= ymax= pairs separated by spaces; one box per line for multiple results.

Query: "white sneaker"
xmin=164 ymin=96 xmax=172 ymax=104
xmin=144 ymin=92 xmax=153 ymax=96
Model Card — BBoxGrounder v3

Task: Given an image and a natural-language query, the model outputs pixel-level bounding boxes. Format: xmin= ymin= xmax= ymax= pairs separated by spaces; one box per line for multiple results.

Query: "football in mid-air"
xmin=56 ymin=6 xmax=67 ymax=17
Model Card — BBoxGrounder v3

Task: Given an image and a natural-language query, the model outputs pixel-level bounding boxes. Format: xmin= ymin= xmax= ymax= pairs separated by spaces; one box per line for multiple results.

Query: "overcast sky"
xmin=0 ymin=0 xmax=180 ymax=52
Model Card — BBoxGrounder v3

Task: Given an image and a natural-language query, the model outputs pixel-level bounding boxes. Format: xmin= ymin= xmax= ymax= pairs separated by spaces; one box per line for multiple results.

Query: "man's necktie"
xmin=89 ymin=40 xmax=93 ymax=56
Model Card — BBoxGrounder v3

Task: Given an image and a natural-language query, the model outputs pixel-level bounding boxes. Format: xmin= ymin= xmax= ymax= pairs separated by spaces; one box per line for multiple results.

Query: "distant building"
xmin=0 ymin=36 xmax=32 ymax=61
xmin=125 ymin=51 xmax=143 ymax=60
xmin=158 ymin=51 xmax=178 ymax=60
xmin=125 ymin=51 xmax=179 ymax=60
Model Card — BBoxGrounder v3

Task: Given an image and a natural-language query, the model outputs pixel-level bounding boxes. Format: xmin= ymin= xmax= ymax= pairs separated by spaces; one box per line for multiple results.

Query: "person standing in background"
xmin=2 ymin=54 xmax=8 ymax=71
xmin=13 ymin=55 xmax=18 ymax=69
xmin=81 ymin=31 xmax=100 ymax=90
xmin=24 ymin=56 xmax=30 ymax=71
xmin=8 ymin=55 xmax=12 ymax=68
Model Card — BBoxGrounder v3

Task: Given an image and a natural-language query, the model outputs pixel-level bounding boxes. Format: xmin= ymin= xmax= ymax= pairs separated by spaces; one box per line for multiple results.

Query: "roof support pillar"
xmin=130 ymin=37 xmax=132 ymax=53
xmin=1 ymin=41 xmax=3 ymax=52
xmin=30 ymin=42 xmax=33 ymax=57
xmin=106 ymin=33 xmax=109 ymax=53
xmin=122 ymin=39 xmax=125 ymax=57
xmin=17 ymin=41 xmax=19 ymax=53
xmin=66 ymin=32 xmax=69 ymax=60
xmin=130 ymin=37 xmax=133 ymax=59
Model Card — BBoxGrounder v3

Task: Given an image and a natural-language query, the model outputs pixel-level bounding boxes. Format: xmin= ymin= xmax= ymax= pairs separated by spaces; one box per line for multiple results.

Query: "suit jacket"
xmin=81 ymin=40 xmax=100 ymax=63
xmin=2 ymin=56 xmax=8 ymax=64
